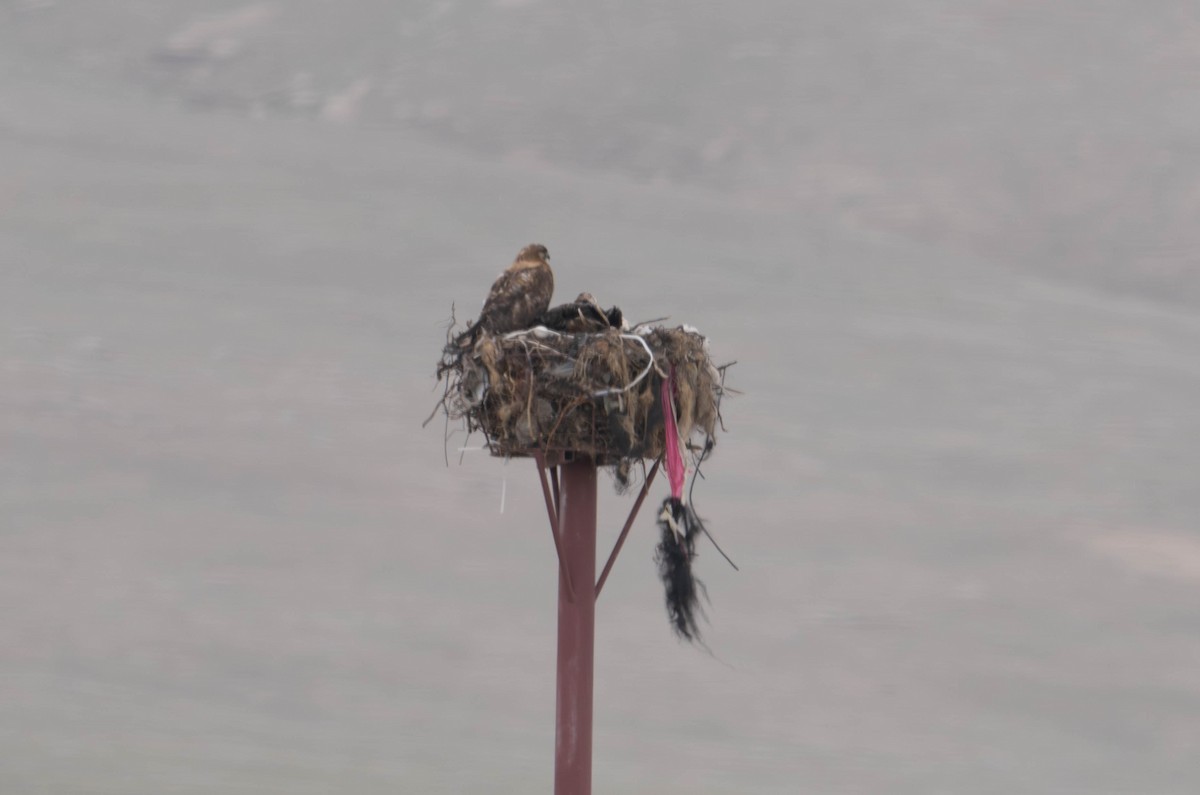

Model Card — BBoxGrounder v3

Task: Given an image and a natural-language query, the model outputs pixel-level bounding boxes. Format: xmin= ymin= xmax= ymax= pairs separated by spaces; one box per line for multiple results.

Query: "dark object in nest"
xmin=655 ymin=497 xmax=707 ymax=641
xmin=539 ymin=293 xmax=625 ymax=334
xmin=449 ymin=292 xmax=621 ymax=354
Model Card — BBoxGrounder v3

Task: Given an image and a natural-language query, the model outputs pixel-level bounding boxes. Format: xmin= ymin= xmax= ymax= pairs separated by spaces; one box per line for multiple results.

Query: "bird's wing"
xmin=478 ymin=265 xmax=550 ymax=332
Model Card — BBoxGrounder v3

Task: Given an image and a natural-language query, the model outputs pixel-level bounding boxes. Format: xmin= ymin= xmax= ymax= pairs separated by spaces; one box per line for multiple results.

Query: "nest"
xmin=432 ymin=307 xmax=727 ymax=471
xmin=430 ymin=295 xmax=735 ymax=642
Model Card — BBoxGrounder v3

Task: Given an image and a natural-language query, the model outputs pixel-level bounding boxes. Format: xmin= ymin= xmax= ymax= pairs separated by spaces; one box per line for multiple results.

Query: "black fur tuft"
xmin=655 ymin=497 xmax=707 ymax=641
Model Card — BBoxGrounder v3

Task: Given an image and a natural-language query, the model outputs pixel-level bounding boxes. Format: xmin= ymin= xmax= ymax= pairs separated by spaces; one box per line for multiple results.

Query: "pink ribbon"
xmin=661 ymin=368 xmax=685 ymax=500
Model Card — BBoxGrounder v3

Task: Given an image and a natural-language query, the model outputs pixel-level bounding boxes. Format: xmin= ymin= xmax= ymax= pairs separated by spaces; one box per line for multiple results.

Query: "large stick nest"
xmin=432 ymin=306 xmax=728 ymax=469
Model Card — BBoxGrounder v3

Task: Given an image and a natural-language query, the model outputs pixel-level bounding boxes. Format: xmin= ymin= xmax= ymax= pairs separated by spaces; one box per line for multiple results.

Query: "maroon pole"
xmin=555 ymin=457 xmax=597 ymax=795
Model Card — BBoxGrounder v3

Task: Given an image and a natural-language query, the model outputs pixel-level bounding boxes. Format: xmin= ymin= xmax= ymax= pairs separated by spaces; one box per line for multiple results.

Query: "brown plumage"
xmin=476 ymin=243 xmax=555 ymax=334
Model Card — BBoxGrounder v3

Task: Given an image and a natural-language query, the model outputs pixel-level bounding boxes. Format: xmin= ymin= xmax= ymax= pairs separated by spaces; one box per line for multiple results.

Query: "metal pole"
xmin=555 ymin=457 xmax=597 ymax=795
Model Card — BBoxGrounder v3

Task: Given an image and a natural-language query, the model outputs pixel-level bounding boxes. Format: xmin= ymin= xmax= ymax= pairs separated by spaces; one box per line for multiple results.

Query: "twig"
xmin=503 ymin=327 xmax=658 ymax=399
xmin=687 ymin=365 xmax=738 ymax=570
xmin=630 ymin=316 xmax=670 ymax=332
xmin=590 ymin=334 xmax=655 ymax=398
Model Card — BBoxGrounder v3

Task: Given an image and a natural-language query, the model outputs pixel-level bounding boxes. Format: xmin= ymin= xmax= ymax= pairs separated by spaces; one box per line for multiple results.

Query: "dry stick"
xmin=629 ymin=316 xmax=670 ymax=332
xmin=457 ymin=430 xmax=471 ymax=466
xmin=423 ymin=303 xmax=464 ymax=432
xmin=522 ymin=340 xmax=536 ymax=442
xmin=687 ymin=362 xmax=738 ymax=570
xmin=714 ymin=361 xmax=737 ymax=432
xmin=421 ymin=375 xmax=452 ymax=428
xmin=715 ymin=362 xmax=743 ymax=397
xmin=542 ymin=394 xmax=590 ymax=453
xmin=518 ymin=337 xmax=574 ymax=358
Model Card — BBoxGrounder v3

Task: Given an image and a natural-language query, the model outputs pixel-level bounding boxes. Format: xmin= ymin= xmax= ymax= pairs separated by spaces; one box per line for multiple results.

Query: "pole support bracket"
xmin=594 ymin=459 xmax=659 ymax=599
xmin=535 ymin=452 xmax=577 ymax=602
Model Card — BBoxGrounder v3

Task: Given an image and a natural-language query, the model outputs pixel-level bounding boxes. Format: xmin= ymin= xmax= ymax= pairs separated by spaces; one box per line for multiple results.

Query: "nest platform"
xmin=434 ymin=322 xmax=725 ymax=469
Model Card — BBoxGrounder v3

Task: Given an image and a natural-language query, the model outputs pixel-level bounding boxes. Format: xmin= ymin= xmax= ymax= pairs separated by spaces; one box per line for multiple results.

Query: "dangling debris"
xmin=653 ymin=365 xmax=709 ymax=641
xmin=656 ymin=496 xmax=706 ymax=641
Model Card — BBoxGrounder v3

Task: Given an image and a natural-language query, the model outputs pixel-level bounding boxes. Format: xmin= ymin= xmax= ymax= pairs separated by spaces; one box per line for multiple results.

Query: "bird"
xmin=475 ymin=243 xmax=555 ymax=335
xmin=538 ymin=292 xmax=627 ymax=334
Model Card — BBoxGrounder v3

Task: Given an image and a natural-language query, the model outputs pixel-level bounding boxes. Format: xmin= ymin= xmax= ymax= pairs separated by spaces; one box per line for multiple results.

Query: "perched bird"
xmin=476 ymin=243 xmax=555 ymax=334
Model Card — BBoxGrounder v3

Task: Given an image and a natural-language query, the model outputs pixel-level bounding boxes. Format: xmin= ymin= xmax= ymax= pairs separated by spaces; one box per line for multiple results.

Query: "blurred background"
xmin=3 ymin=2 xmax=1199 ymax=793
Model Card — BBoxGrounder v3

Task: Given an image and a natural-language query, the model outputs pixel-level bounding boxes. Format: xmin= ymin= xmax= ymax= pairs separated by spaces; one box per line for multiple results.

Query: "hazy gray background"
xmin=3 ymin=2 xmax=1199 ymax=793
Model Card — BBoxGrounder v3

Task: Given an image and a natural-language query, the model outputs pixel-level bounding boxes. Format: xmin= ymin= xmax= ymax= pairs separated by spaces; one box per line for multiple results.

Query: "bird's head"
xmin=517 ymin=243 xmax=550 ymax=263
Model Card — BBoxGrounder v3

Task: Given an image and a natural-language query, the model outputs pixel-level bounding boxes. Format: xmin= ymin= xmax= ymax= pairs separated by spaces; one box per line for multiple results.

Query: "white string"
xmin=501 ymin=327 xmax=657 ymax=398
xmin=592 ymin=333 xmax=655 ymax=398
